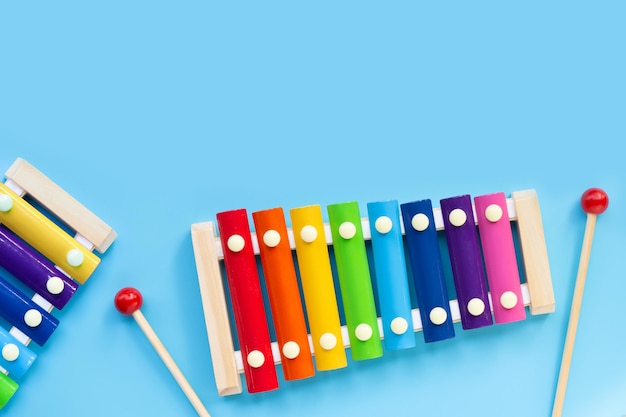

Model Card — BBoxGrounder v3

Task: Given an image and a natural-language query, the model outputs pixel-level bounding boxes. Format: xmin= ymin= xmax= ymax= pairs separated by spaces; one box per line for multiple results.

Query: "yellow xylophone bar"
xmin=0 ymin=182 xmax=99 ymax=285
xmin=191 ymin=189 xmax=554 ymax=396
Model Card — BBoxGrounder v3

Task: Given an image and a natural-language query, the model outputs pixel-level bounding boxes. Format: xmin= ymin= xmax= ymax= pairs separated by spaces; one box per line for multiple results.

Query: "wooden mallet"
xmin=551 ymin=187 xmax=609 ymax=417
xmin=115 ymin=287 xmax=212 ymax=417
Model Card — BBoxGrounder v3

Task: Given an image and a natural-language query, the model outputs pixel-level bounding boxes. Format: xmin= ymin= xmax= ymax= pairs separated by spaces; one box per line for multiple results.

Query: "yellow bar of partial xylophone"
xmin=290 ymin=205 xmax=347 ymax=371
xmin=0 ymin=182 xmax=100 ymax=284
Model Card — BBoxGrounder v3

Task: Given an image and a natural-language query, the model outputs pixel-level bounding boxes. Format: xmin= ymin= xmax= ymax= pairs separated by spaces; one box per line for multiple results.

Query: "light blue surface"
xmin=1 ymin=2 xmax=625 ymax=416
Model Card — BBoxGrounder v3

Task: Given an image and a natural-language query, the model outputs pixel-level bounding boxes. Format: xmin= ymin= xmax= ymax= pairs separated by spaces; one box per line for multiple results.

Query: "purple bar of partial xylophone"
xmin=0 ymin=225 xmax=78 ymax=310
xmin=440 ymin=195 xmax=493 ymax=330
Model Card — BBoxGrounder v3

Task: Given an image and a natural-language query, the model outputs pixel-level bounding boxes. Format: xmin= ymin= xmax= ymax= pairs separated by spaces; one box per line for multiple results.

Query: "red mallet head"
xmin=114 ymin=287 xmax=143 ymax=315
xmin=581 ymin=188 xmax=609 ymax=215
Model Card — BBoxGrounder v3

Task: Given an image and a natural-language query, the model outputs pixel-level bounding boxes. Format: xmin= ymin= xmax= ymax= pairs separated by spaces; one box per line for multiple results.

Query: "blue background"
xmin=1 ymin=1 xmax=625 ymax=416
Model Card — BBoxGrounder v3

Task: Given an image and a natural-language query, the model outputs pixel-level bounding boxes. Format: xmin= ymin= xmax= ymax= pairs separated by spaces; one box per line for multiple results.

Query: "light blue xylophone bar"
xmin=0 ymin=326 xmax=36 ymax=380
xmin=366 ymin=200 xmax=415 ymax=350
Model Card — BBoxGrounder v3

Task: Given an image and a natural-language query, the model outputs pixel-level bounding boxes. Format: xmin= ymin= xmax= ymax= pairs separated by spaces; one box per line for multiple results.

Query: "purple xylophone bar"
xmin=440 ymin=195 xmax=493 ymax=330
xmin=0 ymin=225 xmax=78 ymax=310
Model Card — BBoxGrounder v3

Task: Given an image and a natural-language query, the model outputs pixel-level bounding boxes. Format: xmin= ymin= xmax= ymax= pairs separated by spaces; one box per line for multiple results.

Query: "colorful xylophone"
xmin=191 ymin=190 xmax=554 ymax=396
xmin=0 ymin=158 xmax=116 ymax=408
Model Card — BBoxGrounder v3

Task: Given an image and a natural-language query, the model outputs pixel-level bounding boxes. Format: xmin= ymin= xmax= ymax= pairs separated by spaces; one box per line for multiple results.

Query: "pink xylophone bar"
xmin=0 ymin=158 xmax=117 ymax=408
xmin=191 ymin=189 xmax=555 ymax=396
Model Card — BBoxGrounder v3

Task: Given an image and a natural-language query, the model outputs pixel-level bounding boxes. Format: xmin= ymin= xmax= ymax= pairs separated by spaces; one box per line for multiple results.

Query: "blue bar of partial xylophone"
xmin=366 ymin=200 xmax=415 ymax=350
xmin=400 ymin=199 xmax=455 ymax=343
xmin=0 ymin=326 xmax=36 ymax=379
xmin=0 ymin=275 xmax=59 ymax=346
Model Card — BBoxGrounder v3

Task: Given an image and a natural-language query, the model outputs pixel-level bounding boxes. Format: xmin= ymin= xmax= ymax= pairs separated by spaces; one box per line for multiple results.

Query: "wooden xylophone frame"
xmin=191 ymin=189 xmax=554 ymax=396
xmin=0 ymin=158 xmax=116 ymax=408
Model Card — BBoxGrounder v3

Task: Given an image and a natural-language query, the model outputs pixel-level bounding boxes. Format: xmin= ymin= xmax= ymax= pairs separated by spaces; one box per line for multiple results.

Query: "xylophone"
xmin=0 ymin=158 xmax=116 ymax=409
xmin=190 ymin=190 xmax=555 ymax=396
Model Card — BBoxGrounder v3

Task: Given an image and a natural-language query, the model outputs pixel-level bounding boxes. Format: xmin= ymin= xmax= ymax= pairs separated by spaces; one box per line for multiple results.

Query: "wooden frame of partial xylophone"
xmin=0 ymin=158 xmax=117 ymax=408
xmin=191 ymin=189 xmax=554 ymax=396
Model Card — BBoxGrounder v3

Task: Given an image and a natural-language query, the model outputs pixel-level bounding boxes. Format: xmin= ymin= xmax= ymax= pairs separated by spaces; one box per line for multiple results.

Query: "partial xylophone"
xmin=0 ymin=158 xmax=116 ymax=409
xmin=191 ymin=190 xmax=554 ymax=396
